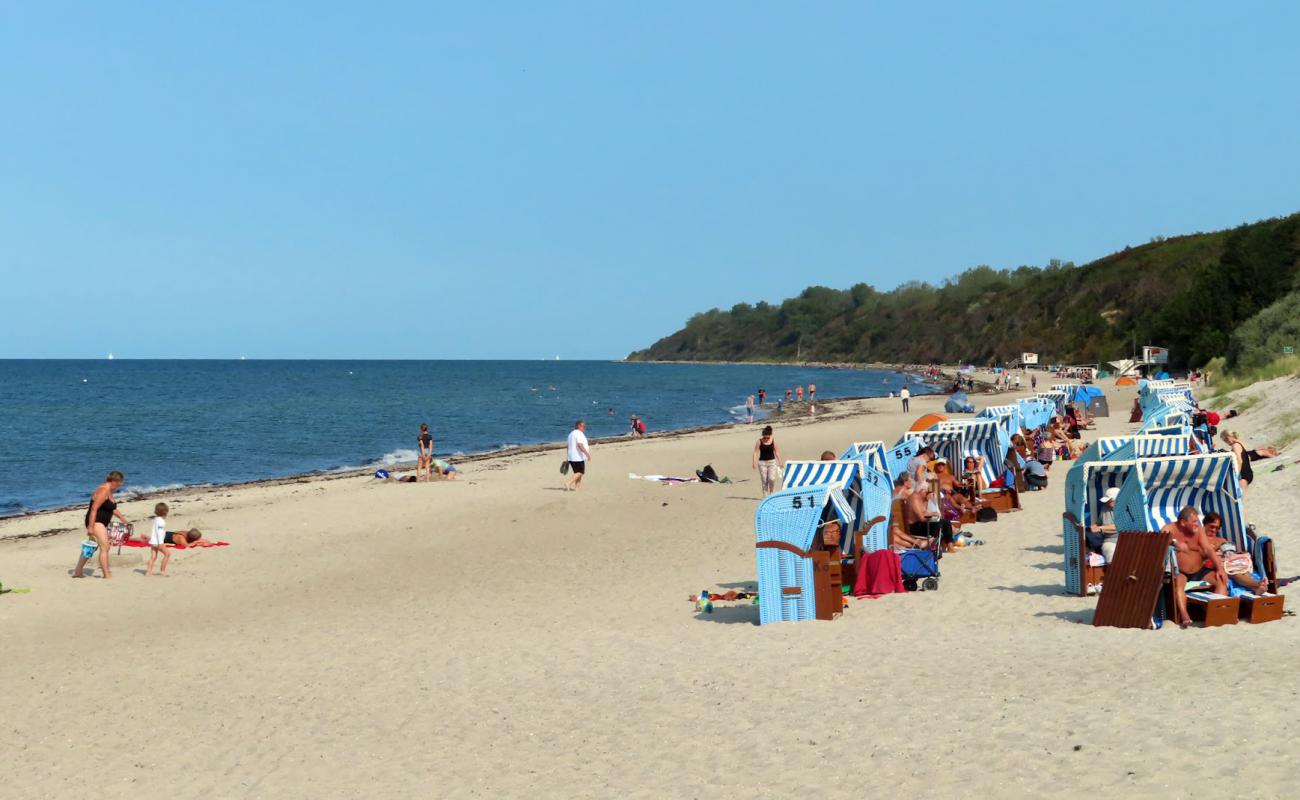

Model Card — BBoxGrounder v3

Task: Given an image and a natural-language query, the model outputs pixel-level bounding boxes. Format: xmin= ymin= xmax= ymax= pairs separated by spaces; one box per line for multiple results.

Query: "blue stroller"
xmin=899 ymin=523 xmax=943 ymax=591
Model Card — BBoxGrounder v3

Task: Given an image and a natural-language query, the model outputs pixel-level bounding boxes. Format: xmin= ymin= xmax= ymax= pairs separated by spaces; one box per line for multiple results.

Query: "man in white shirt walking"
xmin=900 ymin=386 xmax=911 ymax=413
xmin=564 ymin=420 xmax=592 ymax=491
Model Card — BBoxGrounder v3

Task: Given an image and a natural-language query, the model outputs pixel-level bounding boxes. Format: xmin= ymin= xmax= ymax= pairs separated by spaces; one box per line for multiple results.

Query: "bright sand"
xmin=3 ymin=380 xmax=1298 ymax=799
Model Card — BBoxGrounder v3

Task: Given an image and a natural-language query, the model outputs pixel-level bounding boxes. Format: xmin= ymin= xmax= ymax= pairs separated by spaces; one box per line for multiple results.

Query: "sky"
xmin=3 ymin=2 xmax=1299 ymax=359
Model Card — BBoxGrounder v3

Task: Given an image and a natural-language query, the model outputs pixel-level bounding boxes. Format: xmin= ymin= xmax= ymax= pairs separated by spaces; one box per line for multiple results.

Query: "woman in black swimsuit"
xmin=1221 ymin=430 xmax=1254 ymax=491
xmin=74 ymin=470 xmax=129 ymax=579
xmin=417 ymin=423 xmax=434 ymax=483
xmin=752 ymin=425 xmax=783 ymax=496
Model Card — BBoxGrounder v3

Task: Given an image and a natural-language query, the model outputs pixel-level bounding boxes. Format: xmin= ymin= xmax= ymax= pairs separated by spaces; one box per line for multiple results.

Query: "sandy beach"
xmin=3 ymin=380 xmax=1297 ymax=799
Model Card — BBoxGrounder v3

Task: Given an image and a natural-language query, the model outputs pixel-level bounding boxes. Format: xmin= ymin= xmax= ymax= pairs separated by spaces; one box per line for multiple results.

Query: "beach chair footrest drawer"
xmin=1239 ymin=593 xmax=1284 ymax=624
xmin=1187 ymin=593 xmax=1240 ymax=627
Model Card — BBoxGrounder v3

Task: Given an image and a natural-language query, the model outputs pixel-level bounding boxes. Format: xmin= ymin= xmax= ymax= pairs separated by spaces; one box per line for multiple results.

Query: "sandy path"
xmin=2 ymin=384 xmax=1296 ymax=799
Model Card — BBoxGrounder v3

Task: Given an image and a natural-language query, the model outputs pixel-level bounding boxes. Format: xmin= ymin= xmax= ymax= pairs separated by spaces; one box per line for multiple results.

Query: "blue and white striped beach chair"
xmin=782 ymin=458 xmax=891 ymax=555
xmin=754 ymin=483 xmax=857 ymax=624
xmin=977 ymin=404 xmax=1024 ymax=441
xmin=934 ymin=418 xmax=1011 ymax=487
xmin=1112 ymin=452 xmax=1275 ymax=599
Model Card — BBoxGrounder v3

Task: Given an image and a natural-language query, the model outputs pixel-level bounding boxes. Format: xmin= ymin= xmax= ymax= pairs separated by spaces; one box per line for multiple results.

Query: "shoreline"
xmin=0 ymin=391 xmax=895 ymax=533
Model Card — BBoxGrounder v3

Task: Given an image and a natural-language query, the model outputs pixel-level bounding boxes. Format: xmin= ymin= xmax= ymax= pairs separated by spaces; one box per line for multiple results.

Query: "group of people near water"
xmin=74 ymin=471 xmax=205 ymax=579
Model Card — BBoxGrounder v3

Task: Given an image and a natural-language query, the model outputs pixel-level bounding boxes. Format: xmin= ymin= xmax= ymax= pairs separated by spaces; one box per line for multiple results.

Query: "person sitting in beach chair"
xmin=1165 ymin=507 xmax=1229 ymax=628
xmin=933 ymin=460 xmax=976 ymax=516
xmin=961 ymin=455 xmax=987 ymax=495
xmin=889 ymin=474 xmax=934 ymax=550
xmin=905 ymin=480 xmax=954 ymax=553
xmin=1200 ymin=512 xmax=1268 ymax=595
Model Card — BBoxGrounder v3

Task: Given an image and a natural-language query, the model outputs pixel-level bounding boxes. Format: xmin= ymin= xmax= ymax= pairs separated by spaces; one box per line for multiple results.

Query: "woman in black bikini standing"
xmin=417 ymin=423 xmax=435 ymax=483
xmin=74 ymin=470 xmax=129 ymax=579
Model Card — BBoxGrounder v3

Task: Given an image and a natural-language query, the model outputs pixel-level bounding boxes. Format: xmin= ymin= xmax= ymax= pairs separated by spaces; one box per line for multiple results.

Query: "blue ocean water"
xmin=0 ymin=360 xmax=932 ymax=515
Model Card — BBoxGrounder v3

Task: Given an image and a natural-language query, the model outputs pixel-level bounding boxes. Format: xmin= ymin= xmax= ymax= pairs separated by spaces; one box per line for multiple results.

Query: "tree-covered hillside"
xmin=628 ymin=214 xmax=1300 ymax=370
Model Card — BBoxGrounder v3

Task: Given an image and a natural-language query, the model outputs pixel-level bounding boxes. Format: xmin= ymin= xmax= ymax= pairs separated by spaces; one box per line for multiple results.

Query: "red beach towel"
xmin=853 ymin=549 xmax=905 ymax=598
xmin=122 ymin=539 xmax=230 ymax=549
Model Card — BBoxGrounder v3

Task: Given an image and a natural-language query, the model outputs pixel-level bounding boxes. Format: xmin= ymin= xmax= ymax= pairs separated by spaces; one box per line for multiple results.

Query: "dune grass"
xmin=1204 ymin=355 xmax=1300 ymax=406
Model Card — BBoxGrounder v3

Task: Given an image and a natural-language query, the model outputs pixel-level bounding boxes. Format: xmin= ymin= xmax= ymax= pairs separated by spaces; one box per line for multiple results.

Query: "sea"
xmin=0 ymin=360 xmax=934 ymax=516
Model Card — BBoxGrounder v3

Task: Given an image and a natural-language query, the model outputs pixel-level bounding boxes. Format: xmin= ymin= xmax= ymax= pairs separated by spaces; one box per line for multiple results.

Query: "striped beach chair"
xmin=1016 ymin=397 xmax=1055 ymax=430
xmin=977 ymin=404 xmax=1024 ymax=441
xmin=1113 ymin=452 xmax=1276 ymax=597
xmin=1062 ymin=458 xmax=1138 ymax=595
xmin=934 ymin=418 xmax=1011 ymax=488
xmin=1035 ymin=390 xmax=1069 ymax=416
xmin=782 ymin=458 xmax=892 ymax=555
xmin=754 ymin=483 xmax=857 ymax=624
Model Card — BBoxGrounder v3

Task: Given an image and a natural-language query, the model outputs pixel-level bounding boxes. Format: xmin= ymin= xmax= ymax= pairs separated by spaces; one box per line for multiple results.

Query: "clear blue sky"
xmin=3 ymin=2 xmax=1298 ymax=359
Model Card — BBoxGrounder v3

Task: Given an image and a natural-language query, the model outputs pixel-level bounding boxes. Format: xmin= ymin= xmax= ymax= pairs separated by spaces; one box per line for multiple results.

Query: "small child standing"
xmin=147 ymin=502 xmax=172 ymax=577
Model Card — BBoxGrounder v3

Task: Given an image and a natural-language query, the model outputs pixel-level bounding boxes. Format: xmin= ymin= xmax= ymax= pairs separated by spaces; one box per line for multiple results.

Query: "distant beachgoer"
xmin=432 ymin=458 xmax=459 ymax=479
xmin=776 ymin=398 xmax=784 ymax=413
xmin=630 ymin=415 xmax=646 ymax=438
xmin=607 ymin=407 xmax=614 ymax=416
xmin=745 ymin=395 xmax=755 ymax=423
xmin=785 ymin=389 xmax=792 ymax=403
xmin=74 ymin=470 xmax=129 ymax=579
xmin=753 ymin=425 xmax=783 ymax=495
xmin=808 ymin=383 xmax=816 ymax=402
xmin=417 ymin=423 xmax=434 ymax=482
xmin=900 ymin=386 xmax=911 ymax=413
xmin=758 ymin=387 xmax=766 ymax=406
xmin=1014 ymin=375 xmax=1022 ymax=389
xmin=796 ymin=386 xmax=804 ymax=402
xmin=564 ymin=420 xmax=591 ymax=491
xmin=1031 ymin=374 xmax=1037 ymax=389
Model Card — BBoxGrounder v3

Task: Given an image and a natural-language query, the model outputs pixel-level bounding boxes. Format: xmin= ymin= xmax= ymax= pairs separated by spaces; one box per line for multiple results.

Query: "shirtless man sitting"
xmin=1164 ymin=506 xmax=1229 ymax=628
xmin=889 ymin=474 xmax=932 ymax=550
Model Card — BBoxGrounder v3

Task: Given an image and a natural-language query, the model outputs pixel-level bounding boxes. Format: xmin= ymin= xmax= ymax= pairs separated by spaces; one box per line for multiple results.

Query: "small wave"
xmin=370 ymin=449 xmax=419 ymax=466
xmin=727 ymin=404 xmax=769 ymax=421
xmin=117 ymin=483 xmax=200 ymax=500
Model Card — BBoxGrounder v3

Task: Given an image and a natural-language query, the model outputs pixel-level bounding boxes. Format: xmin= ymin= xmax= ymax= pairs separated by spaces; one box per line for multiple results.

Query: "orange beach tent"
xmin=909 ymin=413 xmax=947 ymax=432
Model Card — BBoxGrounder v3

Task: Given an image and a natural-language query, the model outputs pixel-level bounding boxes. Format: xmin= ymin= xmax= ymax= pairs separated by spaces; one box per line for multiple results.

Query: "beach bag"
xmin=695 ymin=464 xmax=720 ymax=483
xmin=559 ymin=460 xmax=570 ymax=475
xmin=1223 ymin=552 xmax=1253 ymax=576
xmin=976 ymin=506 xmax=998 ymax=523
